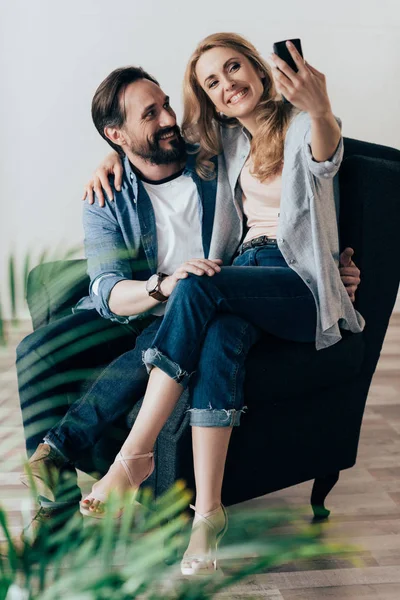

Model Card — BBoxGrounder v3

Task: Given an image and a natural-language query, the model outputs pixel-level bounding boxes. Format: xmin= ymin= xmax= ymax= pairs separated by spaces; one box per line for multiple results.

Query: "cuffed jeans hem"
xmin=43 ymin=434 xmax=71 ymax=464
xmin=188 ymin=407 xmax=247 ymax=427
xmin=142 ymin=347 xmax=192 ymax=388
xmin=41 ymin=436 xmax=81 ymax=508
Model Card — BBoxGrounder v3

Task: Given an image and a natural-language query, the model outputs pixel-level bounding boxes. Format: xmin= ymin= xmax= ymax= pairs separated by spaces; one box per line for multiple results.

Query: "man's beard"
xmin=129 ymin=126 xmax=187 ymax=165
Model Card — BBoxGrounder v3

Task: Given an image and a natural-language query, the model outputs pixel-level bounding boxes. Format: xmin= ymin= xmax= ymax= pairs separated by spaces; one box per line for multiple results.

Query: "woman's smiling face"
xmin=195 ymin=46 xmax=265 ymax=121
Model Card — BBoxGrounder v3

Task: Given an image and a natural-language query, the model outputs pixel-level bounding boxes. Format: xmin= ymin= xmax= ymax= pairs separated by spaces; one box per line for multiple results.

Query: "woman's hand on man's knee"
xmin=160 ymin=259 xmax=223 ymax=298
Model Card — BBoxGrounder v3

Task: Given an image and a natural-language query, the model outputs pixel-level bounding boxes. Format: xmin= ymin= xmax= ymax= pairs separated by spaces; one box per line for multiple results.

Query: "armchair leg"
xmin=311 ymin=471 xmax=340 ymax=522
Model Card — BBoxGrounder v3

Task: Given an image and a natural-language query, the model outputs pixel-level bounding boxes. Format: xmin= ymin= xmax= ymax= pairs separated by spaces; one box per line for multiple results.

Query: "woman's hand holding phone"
xmin=268 ymin=41 xmax=332 ymax=119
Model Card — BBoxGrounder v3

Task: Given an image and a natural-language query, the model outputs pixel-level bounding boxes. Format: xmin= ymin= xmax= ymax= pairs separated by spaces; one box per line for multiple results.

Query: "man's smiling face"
xmin=114 ymin=79 xmax=186 ymax=165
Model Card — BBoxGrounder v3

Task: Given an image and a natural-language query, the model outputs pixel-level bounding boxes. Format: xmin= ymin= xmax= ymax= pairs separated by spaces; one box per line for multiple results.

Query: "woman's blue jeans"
xmin=144 ymin=245 xmax=317 ymax=427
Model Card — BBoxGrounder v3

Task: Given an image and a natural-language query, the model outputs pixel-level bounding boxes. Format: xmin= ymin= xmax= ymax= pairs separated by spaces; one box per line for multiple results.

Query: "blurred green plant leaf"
xmin=0 ymin=471 xmax=360 ymax=600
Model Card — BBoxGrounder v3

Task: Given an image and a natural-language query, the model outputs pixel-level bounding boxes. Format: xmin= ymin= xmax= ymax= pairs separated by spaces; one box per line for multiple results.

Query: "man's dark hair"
xmin=91 ymin=66 xmax=159 ymax=156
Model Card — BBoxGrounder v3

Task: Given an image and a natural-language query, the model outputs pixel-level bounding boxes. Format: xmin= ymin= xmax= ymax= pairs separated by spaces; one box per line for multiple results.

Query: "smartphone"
xmin=272 ymin=38 xmax=303 ymax=103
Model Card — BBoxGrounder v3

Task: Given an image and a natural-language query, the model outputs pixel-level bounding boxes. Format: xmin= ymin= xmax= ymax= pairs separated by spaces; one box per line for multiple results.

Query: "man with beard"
xmin=16 ymin=66 xmax=235 ymax=515
xmin=17 ymin=66 xmax=361 ymax=521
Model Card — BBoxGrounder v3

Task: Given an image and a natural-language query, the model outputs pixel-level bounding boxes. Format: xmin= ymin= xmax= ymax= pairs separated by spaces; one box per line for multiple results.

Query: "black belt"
xmin=238 ymin=235 xmax=278 ymax=255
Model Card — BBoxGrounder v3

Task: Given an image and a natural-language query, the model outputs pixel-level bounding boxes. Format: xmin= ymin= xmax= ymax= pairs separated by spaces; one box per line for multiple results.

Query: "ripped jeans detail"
xmin=143 ymin=347 xmax=192 ymax=388
xmin=187 ymin=406 xmax=247 ymax=427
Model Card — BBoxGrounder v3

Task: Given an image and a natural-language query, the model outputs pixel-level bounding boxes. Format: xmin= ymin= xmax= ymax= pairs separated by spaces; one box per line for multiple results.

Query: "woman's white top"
xmin=240 ymin=157 xmax=282 ymax=242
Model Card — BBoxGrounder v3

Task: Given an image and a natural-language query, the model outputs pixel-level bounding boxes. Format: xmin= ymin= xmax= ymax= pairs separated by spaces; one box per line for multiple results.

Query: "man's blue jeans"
xmin=43 ymin=318 xmax=162 ymax=462
xmin=144 ymin=245 xmax=317 ymax=427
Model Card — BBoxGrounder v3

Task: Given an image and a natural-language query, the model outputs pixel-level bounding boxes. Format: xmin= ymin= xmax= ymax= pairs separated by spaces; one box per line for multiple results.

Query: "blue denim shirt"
xmin=75 ymin=146 xmax=217 ymax=324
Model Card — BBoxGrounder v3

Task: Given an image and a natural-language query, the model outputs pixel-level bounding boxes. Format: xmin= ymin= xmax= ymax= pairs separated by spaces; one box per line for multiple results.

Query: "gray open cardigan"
xmin=208 ymin=110 xmax=365 ymax=350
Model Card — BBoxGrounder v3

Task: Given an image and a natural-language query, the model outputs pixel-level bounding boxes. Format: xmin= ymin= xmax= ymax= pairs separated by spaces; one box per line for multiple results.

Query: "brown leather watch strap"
xmin=149 ymin=273 xmax=168 ymax=302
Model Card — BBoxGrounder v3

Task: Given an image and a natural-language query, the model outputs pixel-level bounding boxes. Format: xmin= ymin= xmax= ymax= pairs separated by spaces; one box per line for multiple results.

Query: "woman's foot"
xmin=181 ymin=504 xmax=228 ymax=575
xmin=80 ymin=451 xmax=154 ymax=517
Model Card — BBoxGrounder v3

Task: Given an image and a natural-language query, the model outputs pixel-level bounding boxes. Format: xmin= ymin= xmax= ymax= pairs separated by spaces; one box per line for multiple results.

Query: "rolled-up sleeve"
xmin=83 ymin=200 xmax=132 ymax=321
xmin=303 ymin=116 xmax=344 ymax=179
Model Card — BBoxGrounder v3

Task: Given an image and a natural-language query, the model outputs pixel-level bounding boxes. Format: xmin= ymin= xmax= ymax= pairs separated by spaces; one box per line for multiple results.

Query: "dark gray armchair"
xmin=25 ymin=137 xmax=400 ymax=519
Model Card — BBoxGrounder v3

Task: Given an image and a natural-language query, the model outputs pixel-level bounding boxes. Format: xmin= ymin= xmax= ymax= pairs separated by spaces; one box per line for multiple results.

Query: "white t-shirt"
xmin=142 ymin=170 xmax=204 ymax=315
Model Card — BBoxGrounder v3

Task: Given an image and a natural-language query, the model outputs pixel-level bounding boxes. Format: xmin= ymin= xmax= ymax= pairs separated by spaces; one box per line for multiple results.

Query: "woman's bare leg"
xmin=121 ymin=367 xmax=182 ymax=454
xmin=192 ymin=426 xmax=232 ymax=513
xmin=182 ymin=426 xmax=232 ymax=563
xmin=84 ymin=367 xmax=182 ymax=511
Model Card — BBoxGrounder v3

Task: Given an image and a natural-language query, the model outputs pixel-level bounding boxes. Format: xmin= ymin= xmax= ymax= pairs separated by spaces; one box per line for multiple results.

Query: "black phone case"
xmin=272 ymin=38 xmax=303 ymax=104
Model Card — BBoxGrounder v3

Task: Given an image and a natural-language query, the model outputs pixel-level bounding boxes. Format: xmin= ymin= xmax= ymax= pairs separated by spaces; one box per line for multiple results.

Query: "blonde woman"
xmin=78 ymin=33 xmax=363 ymax=574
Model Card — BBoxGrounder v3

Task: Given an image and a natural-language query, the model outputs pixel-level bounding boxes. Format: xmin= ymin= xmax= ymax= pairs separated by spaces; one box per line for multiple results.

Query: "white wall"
xmin=1 ymin=0 xmax=399 ymax=317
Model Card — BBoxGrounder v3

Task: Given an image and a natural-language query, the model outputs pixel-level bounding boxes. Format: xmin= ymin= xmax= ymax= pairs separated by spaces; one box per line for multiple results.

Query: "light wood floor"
xmin=1 ymin=315 xmax=399 ymax=599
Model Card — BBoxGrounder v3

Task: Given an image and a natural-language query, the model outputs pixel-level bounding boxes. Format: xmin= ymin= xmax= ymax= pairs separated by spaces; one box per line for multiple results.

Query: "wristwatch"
xmin=146 ymin=272 xmax=168 ymax=302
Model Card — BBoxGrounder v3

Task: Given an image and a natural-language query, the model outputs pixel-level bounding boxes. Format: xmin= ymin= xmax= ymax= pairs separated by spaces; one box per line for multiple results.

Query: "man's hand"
xmin=160 ymin=259 xmax=223 ymax=298
xmin=82 ymin=151 xmax=123 ymax=207
xmin=339 ymin=247 xmax=361 ymax=303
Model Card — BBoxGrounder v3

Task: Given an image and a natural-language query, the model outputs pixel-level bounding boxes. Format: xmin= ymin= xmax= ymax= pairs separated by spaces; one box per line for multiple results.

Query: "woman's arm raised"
xmin=268 ymin=41 xmax=341 ymax=162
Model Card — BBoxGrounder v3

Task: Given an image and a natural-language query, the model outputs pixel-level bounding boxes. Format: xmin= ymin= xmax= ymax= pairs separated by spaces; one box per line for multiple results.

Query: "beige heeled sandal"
xmin=180 ymin=504 xmax=228 ymax=576
xmin=79 ymin=450 xmax=154 ymax=519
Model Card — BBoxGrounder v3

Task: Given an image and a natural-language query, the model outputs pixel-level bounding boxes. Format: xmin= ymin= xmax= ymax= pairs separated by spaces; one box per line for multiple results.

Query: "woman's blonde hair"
xmin=182 ymin=32 xmax=294 ymax=181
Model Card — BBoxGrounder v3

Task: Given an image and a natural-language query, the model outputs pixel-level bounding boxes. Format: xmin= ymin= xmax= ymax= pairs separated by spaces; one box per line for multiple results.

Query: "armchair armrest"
xmin=27 ymin=260 xmax=89 ymax=330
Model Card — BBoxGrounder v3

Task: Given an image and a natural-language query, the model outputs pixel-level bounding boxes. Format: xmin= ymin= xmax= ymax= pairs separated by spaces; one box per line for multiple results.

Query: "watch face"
xmin=146 ymin=274 xmax=159 ymax=294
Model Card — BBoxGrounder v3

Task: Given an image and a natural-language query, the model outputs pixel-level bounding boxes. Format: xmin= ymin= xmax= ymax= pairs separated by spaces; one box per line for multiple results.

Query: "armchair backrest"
xmin=343 ymin=137 xmax=400 ymax=163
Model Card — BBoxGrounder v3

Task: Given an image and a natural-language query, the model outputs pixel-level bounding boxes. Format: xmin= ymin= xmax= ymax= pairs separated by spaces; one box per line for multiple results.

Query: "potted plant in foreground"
xmin=1 ymin=474 xmax=359 ymax=600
